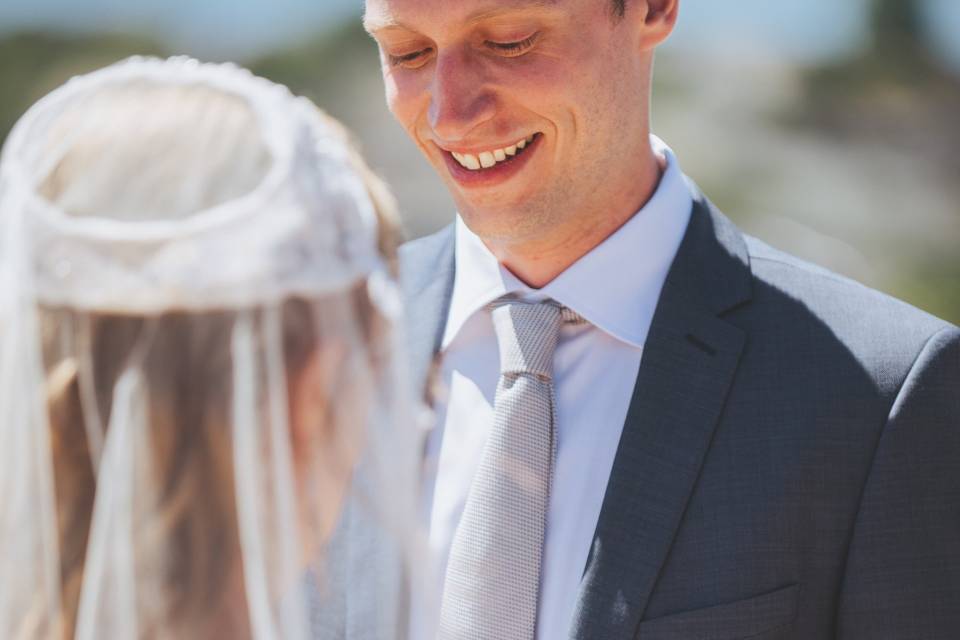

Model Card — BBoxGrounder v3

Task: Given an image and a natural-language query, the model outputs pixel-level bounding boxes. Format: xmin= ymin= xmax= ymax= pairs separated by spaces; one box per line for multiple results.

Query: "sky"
xmin=0 ymin=0 xmax=959 ymax=69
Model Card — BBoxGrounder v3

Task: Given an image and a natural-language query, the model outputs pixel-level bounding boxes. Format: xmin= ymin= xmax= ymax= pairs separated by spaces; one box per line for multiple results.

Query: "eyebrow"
xmin=363 ymin=0 xmax=560 ymax=34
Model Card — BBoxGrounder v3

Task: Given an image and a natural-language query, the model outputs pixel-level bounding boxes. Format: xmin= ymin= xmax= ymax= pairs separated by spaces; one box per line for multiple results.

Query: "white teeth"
xmin=461 ymin=153 xmax=480 ymax=170
xmin=450 ymin=134 xmax=536 ymax=170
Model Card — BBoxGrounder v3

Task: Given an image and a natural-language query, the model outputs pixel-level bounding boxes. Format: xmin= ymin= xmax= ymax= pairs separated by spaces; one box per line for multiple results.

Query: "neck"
xmin=202 ymin=564 xmax=253 ymax=640
xmin=488 ymin=143 xmax=665 ymax=289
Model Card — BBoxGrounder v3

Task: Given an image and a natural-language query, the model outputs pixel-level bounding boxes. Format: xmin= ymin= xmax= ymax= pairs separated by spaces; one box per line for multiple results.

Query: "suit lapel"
xmin=570 ymin=192 xmax=752 ymax=639
xmin=398 ymin=225 xmax=456 ymax=398
xmin=326 ymin=227 xmax=455 ymax=639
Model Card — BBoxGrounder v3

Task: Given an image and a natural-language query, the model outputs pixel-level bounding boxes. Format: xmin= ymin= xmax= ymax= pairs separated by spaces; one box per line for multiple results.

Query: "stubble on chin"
xmin=458 ymin=170 xmax=585 ymax=251
xmin=458 ymin=195 xmax=561 ymax=249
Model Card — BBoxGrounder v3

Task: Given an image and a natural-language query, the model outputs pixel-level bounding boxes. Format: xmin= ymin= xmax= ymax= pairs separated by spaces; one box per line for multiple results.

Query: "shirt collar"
xmin=442 ymin=135 xmax=693 ymax=350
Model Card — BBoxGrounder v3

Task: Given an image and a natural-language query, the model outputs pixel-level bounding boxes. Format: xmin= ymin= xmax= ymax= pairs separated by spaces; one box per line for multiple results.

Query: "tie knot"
xmin=491 ymin=299 xmax=578 ymax=378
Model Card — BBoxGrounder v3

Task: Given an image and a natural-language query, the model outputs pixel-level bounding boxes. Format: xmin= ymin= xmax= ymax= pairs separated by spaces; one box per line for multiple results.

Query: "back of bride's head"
xmin=0 ymin=58 xmax=417 ymax=640
xmin=39 ymin=82 xmax=272 ymax=222
xmin=34 ymin=73 xmax=398 ymax=255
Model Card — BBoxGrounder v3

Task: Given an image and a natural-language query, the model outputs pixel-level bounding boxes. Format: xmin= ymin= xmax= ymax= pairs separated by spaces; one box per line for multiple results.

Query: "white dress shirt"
xmin=419 ymin=137 xmax=693 ymax=640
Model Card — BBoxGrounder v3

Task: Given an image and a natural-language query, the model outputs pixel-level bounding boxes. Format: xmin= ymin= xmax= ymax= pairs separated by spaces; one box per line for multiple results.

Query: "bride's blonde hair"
xmin=29 ymin=81 xmax=400 ymax=639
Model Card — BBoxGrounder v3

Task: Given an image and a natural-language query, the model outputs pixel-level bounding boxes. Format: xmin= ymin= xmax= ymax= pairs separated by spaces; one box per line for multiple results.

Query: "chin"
xmin=457 ymin=201 xmax=545 ymax=245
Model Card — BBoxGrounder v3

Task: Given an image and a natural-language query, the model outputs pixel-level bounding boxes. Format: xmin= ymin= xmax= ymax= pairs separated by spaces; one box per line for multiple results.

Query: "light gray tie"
xmin=439 ymin=299 xmax=580 ymax=640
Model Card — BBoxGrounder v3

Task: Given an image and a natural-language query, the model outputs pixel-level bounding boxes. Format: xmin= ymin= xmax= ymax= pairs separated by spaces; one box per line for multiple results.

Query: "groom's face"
xmin=365 ymin=0 xmax=656 ymax=245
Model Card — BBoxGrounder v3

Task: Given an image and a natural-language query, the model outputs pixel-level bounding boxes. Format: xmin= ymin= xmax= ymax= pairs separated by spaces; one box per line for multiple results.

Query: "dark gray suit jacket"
xmin=398 ymin=186 xmax=960 ymax=639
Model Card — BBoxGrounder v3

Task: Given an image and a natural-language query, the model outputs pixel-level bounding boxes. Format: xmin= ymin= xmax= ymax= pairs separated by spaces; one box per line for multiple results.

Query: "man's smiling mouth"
xmin=447 ymin=133 xmax=541 ymax=171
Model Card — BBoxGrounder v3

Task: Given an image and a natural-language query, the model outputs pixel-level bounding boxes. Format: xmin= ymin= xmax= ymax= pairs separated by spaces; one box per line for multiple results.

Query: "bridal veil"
xmin=0 ymin=57 xmax=425 ymax=639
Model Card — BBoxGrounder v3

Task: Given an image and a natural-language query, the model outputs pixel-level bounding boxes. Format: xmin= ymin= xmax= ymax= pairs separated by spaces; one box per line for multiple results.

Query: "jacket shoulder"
xmin=740 ymin=234 xmax=954 ymax=391
xmin=745 ymin=234 xmax=951 ymax=329
xmin=398 ymin=224 xmax=455 ymax=296
xmin=399 ymin=224 xmax=454 ymax=262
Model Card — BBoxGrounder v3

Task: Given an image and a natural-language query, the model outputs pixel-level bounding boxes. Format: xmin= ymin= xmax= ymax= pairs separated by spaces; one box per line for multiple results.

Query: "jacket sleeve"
xmin=836 ymin=325 xmax=960 ymax=638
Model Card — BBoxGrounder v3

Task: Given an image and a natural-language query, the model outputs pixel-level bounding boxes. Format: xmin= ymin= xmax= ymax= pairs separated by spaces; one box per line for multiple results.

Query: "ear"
xmin=286 ymin=343 xmax=358 ymax=553
xmin=631 ymin=0 xmax=680 ymax=51
xmin=288 ymin=343 xmax=345 ymax=458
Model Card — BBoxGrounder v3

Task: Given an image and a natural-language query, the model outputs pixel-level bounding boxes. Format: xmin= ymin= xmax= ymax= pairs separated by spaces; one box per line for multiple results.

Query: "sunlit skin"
xmin=365 ymin=0 xmax=679 ymax=287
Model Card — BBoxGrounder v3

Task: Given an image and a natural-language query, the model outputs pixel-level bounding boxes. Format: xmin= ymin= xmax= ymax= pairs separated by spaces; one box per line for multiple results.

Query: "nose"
xmin=427 ymin=47 xmax=496 ymax=143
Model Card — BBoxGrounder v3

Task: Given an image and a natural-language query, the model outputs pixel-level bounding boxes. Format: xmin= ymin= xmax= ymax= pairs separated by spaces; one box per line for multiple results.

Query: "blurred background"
xmin=1 ymin=0 xmax=958 ymax=322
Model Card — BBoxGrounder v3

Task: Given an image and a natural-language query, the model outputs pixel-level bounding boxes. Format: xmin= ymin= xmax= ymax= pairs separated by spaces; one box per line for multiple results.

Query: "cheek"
xmin=496 ymin=60 xmax=587 ymax=153
xmin=383 ymin=69 xmax=428 ymax=134
xmin=546 ymin=44 xmax=632 ymax=130
xmin=382 ymin=73 xmax=403 ymax=115
xmin=493 ymin=37 xmax=608 ymax=121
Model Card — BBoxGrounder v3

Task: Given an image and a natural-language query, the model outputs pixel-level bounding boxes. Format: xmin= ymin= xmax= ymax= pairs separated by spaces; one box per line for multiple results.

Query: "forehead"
xmin=363 ymin=0 xmax=566 ymax=33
